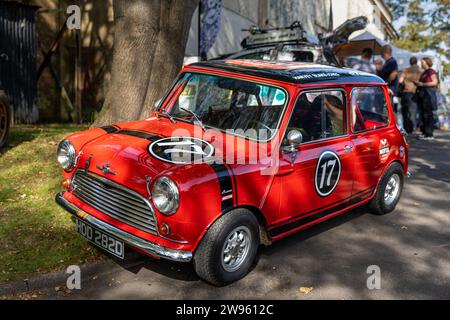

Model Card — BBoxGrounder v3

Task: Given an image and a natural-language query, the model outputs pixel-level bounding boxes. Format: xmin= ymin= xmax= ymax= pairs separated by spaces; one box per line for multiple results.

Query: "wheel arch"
xmin=237 ymin=205 xmax=272 ymax=246
xmin=374 ymin=159 xmax=405 ymax=194
xmin=0 ymin=90 xmax=11 ymax=107
xmin=383 ymin=159 xmax=405 ymax=177
xmin=197 ymin=205 xmax=272 ymax=251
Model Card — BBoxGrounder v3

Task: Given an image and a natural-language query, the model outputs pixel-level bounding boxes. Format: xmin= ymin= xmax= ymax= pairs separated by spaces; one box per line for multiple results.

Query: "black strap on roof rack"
xmin=241 ymin=21 xmax=309 ymax=49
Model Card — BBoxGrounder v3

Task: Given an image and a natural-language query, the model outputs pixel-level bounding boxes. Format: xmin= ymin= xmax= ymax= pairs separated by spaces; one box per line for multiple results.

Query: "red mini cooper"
xmin=56 ymin=60 xmax=408 ymax=286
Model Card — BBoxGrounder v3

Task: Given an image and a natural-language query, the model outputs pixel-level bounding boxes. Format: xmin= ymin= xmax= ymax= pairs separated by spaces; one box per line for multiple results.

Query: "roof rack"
xmin=241 ymin=21 xmax=309 ymax=49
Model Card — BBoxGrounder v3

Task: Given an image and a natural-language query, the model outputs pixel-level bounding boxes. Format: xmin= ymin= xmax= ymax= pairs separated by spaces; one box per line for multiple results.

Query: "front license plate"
xmin=76 ymin=219 xmax=125 ymax=259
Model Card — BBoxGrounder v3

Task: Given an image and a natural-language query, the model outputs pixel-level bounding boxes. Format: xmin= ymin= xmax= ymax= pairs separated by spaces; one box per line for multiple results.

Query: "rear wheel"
xmin=369 ymin=162 xmax=404 ymax=215
xmin=194 ymin=208 xmax=259 ymax=286
xmin=0 ymin=92 xmax=11 ymax=149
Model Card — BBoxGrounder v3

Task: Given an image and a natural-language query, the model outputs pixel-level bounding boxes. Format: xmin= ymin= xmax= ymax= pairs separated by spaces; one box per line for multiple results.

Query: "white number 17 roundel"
xmin=315 ymin=151 xmax=341 ymax=197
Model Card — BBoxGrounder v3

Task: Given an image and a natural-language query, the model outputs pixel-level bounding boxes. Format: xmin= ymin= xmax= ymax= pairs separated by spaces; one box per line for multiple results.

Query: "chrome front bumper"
xmin=55 ymin=192 xmax=193 ymax=262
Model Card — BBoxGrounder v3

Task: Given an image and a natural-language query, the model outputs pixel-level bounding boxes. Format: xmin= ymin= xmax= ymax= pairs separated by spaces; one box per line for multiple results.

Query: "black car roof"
xmin=189 ymin=59 xmax=385 ymax=85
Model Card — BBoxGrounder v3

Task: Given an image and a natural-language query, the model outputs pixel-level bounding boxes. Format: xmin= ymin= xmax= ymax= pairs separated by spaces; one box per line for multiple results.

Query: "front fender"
xmin=64 ymin=126 xmax=121 ymax=155
xmin=153 ymin=163 xmax=225 ymax=250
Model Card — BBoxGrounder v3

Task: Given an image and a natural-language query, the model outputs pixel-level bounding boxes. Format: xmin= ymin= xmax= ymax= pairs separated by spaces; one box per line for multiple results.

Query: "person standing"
xmin=352 ymin=48 xmax=376 ymax=74
xmin=374 ymin=58 xmax=383 ymax=74
xmin=378 ymin=45 xmax=399 ymax=95
xmin=378 ymin=45 xmax=399 ymax=114
xmin=414 ymin=57 xmax=439 ymax=140
xmin=399 ymin=57 xmax=423 ymax=133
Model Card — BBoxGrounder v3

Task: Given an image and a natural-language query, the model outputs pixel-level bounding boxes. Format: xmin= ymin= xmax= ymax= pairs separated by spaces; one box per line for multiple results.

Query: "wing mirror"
xmin=282 ymin=130 xmax=303 ymax=153
xmin=282 ymin=130 xmax=302 ymax=166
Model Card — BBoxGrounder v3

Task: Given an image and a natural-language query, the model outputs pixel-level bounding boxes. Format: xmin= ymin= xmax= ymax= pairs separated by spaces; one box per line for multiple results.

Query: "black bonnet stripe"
xmin=100 ymin=125 xmax=119 ymax=134
xmin=210 ymin=163 xmax=235 ymax=212
xmin=116 ymin=130 xmax=160 ymax=141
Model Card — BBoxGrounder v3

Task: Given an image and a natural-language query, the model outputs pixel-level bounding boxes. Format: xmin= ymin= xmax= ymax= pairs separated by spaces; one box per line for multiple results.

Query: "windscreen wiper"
xmin=157 ymin=111 xmax=176 ymax=124
xmin=180 ymin=107 xmax=206 ymax=132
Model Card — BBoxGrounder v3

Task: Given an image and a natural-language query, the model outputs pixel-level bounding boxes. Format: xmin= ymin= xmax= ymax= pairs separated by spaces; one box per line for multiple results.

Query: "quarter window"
xmin=286 ymin=90 xmax=346 ymax=143
xmin=351 ymin=87 xmax=389 ymax=132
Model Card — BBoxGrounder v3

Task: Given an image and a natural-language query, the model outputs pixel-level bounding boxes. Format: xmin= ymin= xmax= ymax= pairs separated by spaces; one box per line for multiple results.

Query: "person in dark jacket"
xmin=413 ymin=57 xmax=438 ymax=140
xmin=378 ymin=45 xmax=399 ymax=117
xmin=378 ymin=45 xmax=399 ymax=97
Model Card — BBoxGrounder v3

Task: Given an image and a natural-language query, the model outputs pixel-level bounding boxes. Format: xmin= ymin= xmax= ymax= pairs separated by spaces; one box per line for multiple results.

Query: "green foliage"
xmin=385 ymin=0 xmax=409 ymax=19
xmin=386 ymin=0 xmax=450 ymax=75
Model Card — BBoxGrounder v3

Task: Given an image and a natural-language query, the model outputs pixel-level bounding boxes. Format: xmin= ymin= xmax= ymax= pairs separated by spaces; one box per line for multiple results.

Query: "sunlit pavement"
xmin=40 ymin=130 xmax=450 ymax=299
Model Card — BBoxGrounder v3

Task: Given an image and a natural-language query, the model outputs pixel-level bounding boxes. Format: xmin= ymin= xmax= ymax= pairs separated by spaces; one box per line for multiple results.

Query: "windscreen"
xmin=169 ymin=73 xmax=288 ymax=141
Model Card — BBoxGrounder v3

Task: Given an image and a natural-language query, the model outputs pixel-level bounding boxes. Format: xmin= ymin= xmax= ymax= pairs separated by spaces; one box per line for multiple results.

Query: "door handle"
xmin=344 ymin=145 xmax=354 ymax=152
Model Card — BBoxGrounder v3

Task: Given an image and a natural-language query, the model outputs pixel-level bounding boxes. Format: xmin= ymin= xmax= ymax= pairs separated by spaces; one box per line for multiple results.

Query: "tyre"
xmin=369 ymin=162 xmax=404 ymax=215
xmin=194 ymin=208 xmax=259 ymax=286
xmin=0 ymin=92 xmax=11 ymax=149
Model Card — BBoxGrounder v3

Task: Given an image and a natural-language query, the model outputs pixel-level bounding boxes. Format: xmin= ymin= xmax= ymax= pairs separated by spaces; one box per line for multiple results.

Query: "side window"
xmin=351 ymin=87 xmax=389 ymax=132
xmin=287 ymin=90 xmax=346 ymax=143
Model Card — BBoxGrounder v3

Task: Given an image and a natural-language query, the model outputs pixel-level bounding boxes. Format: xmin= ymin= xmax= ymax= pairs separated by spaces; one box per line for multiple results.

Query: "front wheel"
xmin=0 ymin=92 xmax=11 ymax=149
xmin=194 ymin=209 xmax=259 ymax=286
xmin=369 ymin=162 xmax=404 ymax=215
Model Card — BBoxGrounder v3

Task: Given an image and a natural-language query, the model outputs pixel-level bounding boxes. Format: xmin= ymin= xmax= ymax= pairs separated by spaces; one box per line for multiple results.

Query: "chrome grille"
xmin=72 ymin=171 xmax=158 ymax=235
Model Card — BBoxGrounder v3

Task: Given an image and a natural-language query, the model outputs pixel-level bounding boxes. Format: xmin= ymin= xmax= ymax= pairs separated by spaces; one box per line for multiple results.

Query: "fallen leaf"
xmin=299 ymin=287 xmax=314 ymax=294
xmin=413 ymin=202 xmax=420 ymax=207
xmin=401 ymin=226 xmax=408 ymax=230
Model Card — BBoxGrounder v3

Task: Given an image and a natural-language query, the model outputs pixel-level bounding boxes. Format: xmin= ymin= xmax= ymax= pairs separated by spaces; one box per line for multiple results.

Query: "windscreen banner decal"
xmin=148 ymin=137 xmax=215 ymax=164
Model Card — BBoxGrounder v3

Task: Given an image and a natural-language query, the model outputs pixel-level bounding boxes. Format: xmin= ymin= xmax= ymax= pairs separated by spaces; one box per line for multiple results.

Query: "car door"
xmin=349 ymin=86 xmax=392 ymax=198
xmin=270 ymin=89 xmax=355 ymax=235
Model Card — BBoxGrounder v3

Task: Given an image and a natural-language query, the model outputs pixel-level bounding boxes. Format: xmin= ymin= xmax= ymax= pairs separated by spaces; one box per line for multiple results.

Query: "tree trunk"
xmin=92 ymin=0 xmax=199 ymax=127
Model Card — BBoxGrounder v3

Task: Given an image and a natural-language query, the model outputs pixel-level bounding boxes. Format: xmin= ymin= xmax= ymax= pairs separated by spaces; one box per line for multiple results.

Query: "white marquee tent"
xmin=335 ymin=30 xmax=442 ymax=72
xmin=334 ymin=30 xmax=447 ymax=94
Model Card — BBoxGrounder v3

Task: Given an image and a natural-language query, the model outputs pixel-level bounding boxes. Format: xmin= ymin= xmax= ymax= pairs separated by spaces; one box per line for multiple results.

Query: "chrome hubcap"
xmin=384 ymin=174 xmax=400 ymax=206
xmin=221 ymin=226 xmax=251 ymax=272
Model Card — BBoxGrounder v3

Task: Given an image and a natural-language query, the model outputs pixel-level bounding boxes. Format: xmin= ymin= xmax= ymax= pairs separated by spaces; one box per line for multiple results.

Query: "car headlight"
xmin=152 ymin=176 xmax=179 ymax=215
xmin=57 ymin=140 xmax=76 ymax=171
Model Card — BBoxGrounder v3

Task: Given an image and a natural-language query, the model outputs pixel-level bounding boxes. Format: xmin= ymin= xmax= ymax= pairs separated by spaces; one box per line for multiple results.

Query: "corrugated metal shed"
xmin=0 ymin=0 xmax=39 ymax=124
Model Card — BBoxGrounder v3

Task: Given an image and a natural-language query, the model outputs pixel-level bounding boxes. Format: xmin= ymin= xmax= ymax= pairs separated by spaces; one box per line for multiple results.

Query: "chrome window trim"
xmin=349 ymin=86 xmax=391 ymax=134
xmin=282 ymin=87 xmax=349 ymax=147
xmin=155 ymin=73 xmax=189 ymax=111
